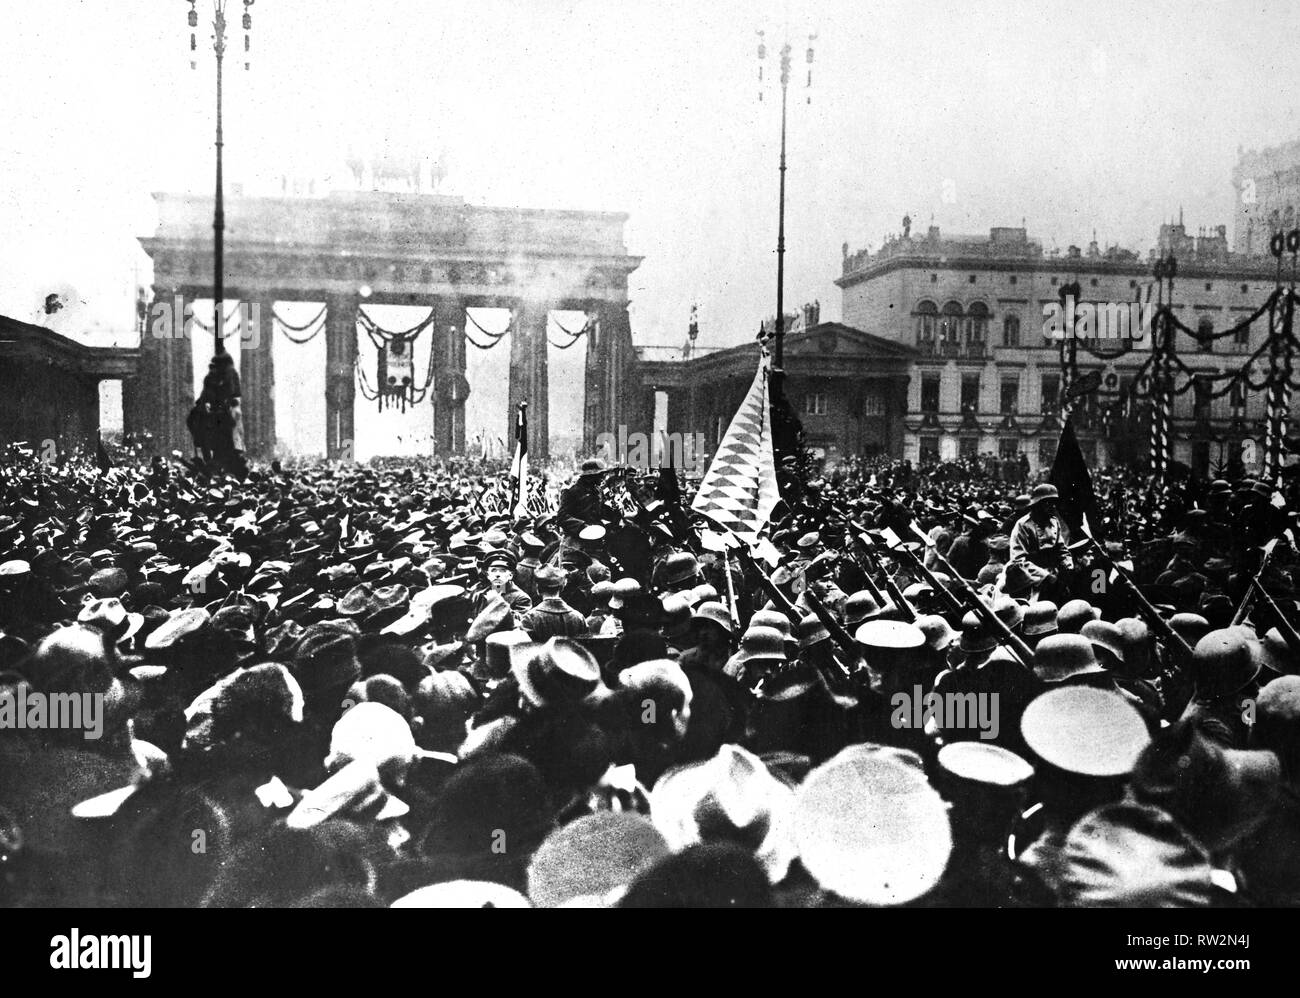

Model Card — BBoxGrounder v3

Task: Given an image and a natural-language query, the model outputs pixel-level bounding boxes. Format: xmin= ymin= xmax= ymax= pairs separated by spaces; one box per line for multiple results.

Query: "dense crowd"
xmin=1 ymin=444 xmax=1298 ymax=908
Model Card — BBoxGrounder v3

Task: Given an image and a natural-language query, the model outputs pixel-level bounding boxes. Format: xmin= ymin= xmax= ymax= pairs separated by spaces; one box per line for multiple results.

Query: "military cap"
xmin=1020 ymin=686 xmax=1149 ymax=778
xmin=793 ymin=744 xmax=951 ymax=906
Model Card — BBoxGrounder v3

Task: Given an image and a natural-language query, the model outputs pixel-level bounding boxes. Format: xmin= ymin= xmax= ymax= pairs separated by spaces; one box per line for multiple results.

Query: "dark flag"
xmin=508 ymin=402 xmax=528 ymax=517
xmin=1049 ymin=417 xmax=1105 ymax=541
xmin=95 ymin=434 xmax=112 ymax=475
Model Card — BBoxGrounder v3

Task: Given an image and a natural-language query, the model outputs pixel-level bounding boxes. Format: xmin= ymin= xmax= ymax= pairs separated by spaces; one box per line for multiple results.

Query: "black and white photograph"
xmin=0 ymin=0 xmax=1295 ymax=964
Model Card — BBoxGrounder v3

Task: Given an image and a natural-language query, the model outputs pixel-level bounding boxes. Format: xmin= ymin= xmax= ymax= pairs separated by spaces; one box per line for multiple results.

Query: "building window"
xmin=999 ymin=438 xmax=1020 ymax=458
xmin=805 ymin=392 xmax=828 ymax=416
xmin=1009 ymin=275 xmax=1017 ymax=285
xmin=966 ymin=302 xmax=989 ymax=355
xmin=1003 ymin=314 xmax=1021 ymax=347
xmin=1193 ymin=376 xmax=1212 ymax=421
xmin=1090 ymin=278 xmax=1098 ymax=287
xmin=862 ymin=393 xmax=884 ymax=417
xmin=921 ymin=375 xmax=940 ymax=414
xmin=960 ymin=374 xmax=981 ymax=414
xmin=959 ymin=436 xmax=979 ymax=458
xmin=1234 ymin=323 xmax=1250 ymax=350
xmin=1230 ymin=379 xmax=1246 ymax=412
xmin=1041 ymin=373 xmax=1060 ymax=414
xmin=939 ymin=301 xmax=964 ymax=352
xmin=1196 ymin=317 xmax=1215 ymax=354
xmin=968 ymin=275 xmax=977 ymax=284
xmin=1050 ymin=277 xmax=1058 ymax=286
xmin=919 ymin=435 xmax=940 ymax=462
xmin=1000 ymin=377 xmax=1019 ymax=415
xmin=1205 ymin=283 xmax=1213 ymax=292
xmin=931 ymin=274 xmax=938 ymax=283
xmin=1241 ymin=284 xmax=1249 ymax=294
xmin=1130 ymin=279 xmax=1137 ymax=288
xmin=1040 ymin=437 xmax=1058 ymax=468
xmin=914 ymin=300 xmax=938 ymax=350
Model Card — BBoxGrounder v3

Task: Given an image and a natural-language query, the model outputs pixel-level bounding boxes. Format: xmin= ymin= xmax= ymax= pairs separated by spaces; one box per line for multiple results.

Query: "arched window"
xmin=1003 ymin=314 xmax=1021 ymax=347
xmin=913 ymin=300 xmax=938 ymax=349
xmin=939 ymin=301 xmax=963 ymax=351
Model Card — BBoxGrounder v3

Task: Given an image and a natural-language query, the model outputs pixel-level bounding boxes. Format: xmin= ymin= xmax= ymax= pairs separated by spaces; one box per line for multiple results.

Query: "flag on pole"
xmin=690 ymin=349 xmax=780 ymax=544
xmin=1049 ymin=416 xmax=1105 ymax=541
xmin=509 ymin=402 xmax=528 ymax=518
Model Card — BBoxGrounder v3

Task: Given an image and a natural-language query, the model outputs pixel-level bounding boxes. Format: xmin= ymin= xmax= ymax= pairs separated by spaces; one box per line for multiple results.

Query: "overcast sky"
xmin=3 ymin=0 xmax=1299 ymax=455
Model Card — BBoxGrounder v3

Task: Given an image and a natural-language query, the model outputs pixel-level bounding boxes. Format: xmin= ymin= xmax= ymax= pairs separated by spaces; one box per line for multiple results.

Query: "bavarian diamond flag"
xmin=690 ymin=348 xmax=780 ymax=544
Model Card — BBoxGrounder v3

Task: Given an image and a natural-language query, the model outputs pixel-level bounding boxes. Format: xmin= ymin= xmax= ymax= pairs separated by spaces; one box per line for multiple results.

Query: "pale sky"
xmin=3 ymin=0 xmax=1299 ymax=456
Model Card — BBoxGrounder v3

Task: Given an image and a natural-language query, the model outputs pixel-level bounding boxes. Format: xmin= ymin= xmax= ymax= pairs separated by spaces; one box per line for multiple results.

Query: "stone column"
xmin=324 ymin=293 xmax=359 ymax=461
xmin=508 ymin=301 xmax=550 ymax=461
xmin=122 ymin=285 xmax=195 ymax=458
xmin=239 ymin=298 xmax=276 ymax=458
xmin=587 ymin=302 xmax=634 ymax=438
xmin=432 ymin=298 xmax=470 ymax=456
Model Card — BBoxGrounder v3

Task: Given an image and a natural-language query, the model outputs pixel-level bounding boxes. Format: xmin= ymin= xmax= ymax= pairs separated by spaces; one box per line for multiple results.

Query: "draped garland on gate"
xmin=272 ymin=305 xmax=327 ymax=344
xmin=463 ymin=309 xmax=511 ymax=350
xmin=355 ymin=307 xmax=438 ymax=412
xmin=188 ymin=303 xmax=246 ymax=341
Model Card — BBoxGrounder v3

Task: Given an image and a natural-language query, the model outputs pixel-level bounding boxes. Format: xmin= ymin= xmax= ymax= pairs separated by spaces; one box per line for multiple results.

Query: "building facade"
xmin=0 ymin=315 xmax=138 ymax=456
xmin=1232 ymin=136 xmax=1300 ymax=258
xmin=634 ymin=321 xmax=914 ymax=469
xmin=835 ymin=222 xmax=1287 ymax=476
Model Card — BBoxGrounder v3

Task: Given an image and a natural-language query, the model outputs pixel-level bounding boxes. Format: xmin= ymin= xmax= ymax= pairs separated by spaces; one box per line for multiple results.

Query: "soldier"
xmin=519 ymin=566 xmax=588 ymax=641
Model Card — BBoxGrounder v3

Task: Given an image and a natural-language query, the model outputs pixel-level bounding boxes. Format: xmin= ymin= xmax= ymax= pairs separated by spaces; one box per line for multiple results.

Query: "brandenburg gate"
xmin=125 ymin=190 xmax=642 ymax=461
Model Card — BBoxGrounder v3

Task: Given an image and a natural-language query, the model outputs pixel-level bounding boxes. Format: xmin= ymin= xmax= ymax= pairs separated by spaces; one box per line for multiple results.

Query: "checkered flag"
xmin=690 ymin=348 xmax=780 ymax=544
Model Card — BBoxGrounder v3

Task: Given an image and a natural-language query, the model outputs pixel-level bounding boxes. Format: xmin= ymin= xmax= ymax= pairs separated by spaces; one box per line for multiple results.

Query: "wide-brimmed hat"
xmin=650 ymin=744 xmax=797 ymax=884
xmin=578 ymin=458 xmax=611 ymax=478
xmin=513 ymin=637 xmax=602 ymax=708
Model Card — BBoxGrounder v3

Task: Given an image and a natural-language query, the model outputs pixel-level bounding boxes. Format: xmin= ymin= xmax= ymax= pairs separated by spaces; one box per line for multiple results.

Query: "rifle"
xmin=802 ymin=587 xmax=861 ymax=681
xmin=722 ymin=548 xmax=741 ymax=633
xmin=898 ymin=527 xmax=1035 ymax=668
xmin=878 ymin=536 xmax=967 ymax=617
xmin=736 ymin=547 xmax=856 ymax=686
xmin=1231 ymin=538 xmax=1279 ymax=627
xmin=1071 ymin=531 xmax=1195 ymax=658
xmin=854 ymin=534 xmax=917 ymax=623
xmin=1251 ymin=578 xmax=1300 ymax=658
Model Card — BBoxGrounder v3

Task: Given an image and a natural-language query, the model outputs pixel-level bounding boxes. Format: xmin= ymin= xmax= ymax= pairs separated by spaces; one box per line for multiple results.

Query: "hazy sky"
xmin=4 ymin=0 xmax=1299 ymax=454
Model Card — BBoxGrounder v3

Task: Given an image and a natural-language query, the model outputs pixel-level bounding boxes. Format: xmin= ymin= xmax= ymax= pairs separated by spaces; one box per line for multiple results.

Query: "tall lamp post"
xmin=758 ymin=29 xmax=815 ymax=372
xmin=185 ymin=0 xmax=256 ymax=475
xmin=757 ymin=26 xmax=814 ymax=480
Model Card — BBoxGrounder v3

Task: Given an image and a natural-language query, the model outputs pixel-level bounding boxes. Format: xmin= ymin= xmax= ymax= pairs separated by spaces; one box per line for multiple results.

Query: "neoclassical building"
xmin=834 ymin=220 xmax=1286 ymax=476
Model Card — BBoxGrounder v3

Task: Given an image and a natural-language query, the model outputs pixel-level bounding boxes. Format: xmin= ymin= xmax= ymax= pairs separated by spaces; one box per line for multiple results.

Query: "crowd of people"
xmin=1 ymin=441 xmax=1298 ymax=908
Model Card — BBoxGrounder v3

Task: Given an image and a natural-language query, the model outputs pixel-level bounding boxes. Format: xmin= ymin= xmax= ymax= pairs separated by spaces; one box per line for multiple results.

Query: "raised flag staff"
xmin=509 ymin=400 xmax=528 ymax=518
